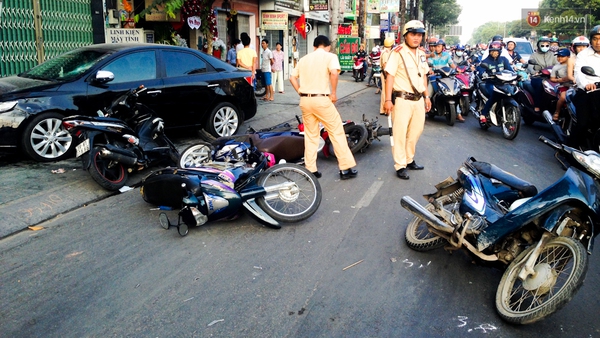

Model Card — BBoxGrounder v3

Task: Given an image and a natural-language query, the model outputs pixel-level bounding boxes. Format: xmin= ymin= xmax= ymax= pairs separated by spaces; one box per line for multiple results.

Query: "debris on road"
xmin=342 ymin=259 xmax=364 ymax=271
xmin=51 ymin=168 xmax=65 ymax=174
xmin=28 ymin=226 xmax=44 ymax=231
xmin=207 ymin=319 xmax=224 ymax=327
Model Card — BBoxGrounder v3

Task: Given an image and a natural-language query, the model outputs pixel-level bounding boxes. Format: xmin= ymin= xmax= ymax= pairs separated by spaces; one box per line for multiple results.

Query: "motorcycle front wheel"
xmin=179 ymin=142 xmax=214 ymax=168
xmin=88 ymin=146 xmax=128 ymax=191
xmin=254 ymin=75 xmax=266 ymax=97
xmin=495 ymin=236 xmax=588 ymax=325
xmin=326 ymin=124 xmax=369 ymax=157
xmin=256 ymin=164 xmax=322 ymax=223
xmin=446 ymin=103 xmax=456 ymax=126
xmin=460 ymin=96 xmax=470 ymax=117
xmin=502 ymin=105 xmax=521 ymax=140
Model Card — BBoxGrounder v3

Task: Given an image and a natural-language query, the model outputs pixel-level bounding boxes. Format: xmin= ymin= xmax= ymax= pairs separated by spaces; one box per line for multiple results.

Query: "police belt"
xmin=393 ymin=90 xmax=422 ymax=101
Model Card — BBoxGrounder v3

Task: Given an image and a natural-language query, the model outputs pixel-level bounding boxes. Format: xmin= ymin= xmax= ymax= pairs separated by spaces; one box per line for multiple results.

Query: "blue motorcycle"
xmin=400 ymin=135 xmax=599 ymax=324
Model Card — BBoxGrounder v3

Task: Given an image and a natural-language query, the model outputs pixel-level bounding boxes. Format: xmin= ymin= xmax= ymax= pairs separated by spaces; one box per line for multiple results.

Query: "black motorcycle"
xmin=472 ymin=66 xmax=522 ymax=140
xmin=428 ymin=66 xmax=463 ymax=126
xmin=62 ymin=86 xmax=179 ymax=191
xmin=141 ymin=142 xmax=322 ymax=235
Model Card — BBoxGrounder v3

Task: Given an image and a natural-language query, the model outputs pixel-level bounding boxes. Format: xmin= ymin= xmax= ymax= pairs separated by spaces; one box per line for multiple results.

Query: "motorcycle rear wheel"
xmin=405 ymin=199 xmax=453 ymax=251
xmin=502 ymin=105 xmax=521 ymax=140
xmin=327 ymin=124 xmax=369 ymax=157
xmin=256 ymin=164 xmax=322 ymax=223
xmin=88 ymin=146 xmax=128 ymax=191
xmin=179 ymin=142 xmax=214 ymax=168
xmin=495 ymin=236 xmax=588 ymax=325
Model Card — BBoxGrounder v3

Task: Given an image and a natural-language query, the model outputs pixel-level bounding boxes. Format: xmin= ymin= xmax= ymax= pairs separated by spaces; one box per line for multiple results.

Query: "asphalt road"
xmin=1 ymin=81 xmax=599 ymax=337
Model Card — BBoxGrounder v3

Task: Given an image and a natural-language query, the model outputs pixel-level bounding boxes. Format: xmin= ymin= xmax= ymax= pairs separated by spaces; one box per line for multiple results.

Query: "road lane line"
xmin=354 ymin=180 xmax=384 ymax=208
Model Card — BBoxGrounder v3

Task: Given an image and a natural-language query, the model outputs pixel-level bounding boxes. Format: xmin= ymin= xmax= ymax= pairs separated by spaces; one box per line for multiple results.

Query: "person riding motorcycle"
xmin=481 ymin=35 xmax=511 ymax=61
xmin=477 ymin=41 xmax=514 ymax=124
xmin=428 ymin=39 xmax=464 ymax=121
xmin=426 ymin=37 xmax=439 ymax=58
xmin=571 ymin=25 xmax=600 ymax=149
xmin=567 ymin=36 xmax=590 ymax=87
xmin=524 ymin=37 xmax=558 ymax=112
xmin=549 ymin=36 xmax=560 ymax=53
xmin=505 ymin=38 xmax=525 ymax=65
xmin=452 ymin=44 xmax=468 ymax=64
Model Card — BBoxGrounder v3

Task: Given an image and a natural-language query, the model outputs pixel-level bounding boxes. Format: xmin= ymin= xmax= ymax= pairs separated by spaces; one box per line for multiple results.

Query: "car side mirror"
xmin=94 ymin=70 xmax=114 ymax=84
xmin=581 ymin=66 xmax=597 ymax=77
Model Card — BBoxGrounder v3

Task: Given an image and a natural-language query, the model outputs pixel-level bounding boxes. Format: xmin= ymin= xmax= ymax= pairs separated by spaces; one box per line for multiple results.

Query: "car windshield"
xmin=515 ymin=42 xmax=533 ymax=55
xmin=21 ymin=49 xmax=109 ymax=81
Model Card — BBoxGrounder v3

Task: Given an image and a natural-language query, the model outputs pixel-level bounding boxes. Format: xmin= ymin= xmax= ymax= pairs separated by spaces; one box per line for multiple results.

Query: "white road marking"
xmin=354 ymin=181 xmax=384 ymax=208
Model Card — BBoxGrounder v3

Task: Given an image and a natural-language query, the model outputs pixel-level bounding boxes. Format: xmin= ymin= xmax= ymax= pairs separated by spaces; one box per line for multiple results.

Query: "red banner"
xmin=294 ymin=14 xmax=307 ymax=39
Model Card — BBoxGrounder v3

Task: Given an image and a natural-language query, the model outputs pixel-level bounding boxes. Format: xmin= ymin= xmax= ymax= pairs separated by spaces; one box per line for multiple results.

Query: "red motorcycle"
xmin=353 ymin=57 xmax=366 ymax=82
xmin=455 ymin=61 xmax=475 ymax=116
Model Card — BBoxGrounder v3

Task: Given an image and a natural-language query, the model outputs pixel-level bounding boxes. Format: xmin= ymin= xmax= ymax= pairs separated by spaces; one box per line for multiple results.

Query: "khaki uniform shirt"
xmin=385 ymin=43 xmax=430 ymax=94
xmin=380 ymin=48 xmax=392 ymax=69
xmin=291 ymin=48 xmax=340 ymax=94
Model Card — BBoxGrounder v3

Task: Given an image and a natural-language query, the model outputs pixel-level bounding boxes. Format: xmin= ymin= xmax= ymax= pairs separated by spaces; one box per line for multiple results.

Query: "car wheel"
xmin=206 ymin=102 xmax=242 ymax=138
xmin=21 ymin=112 xmax=73 ymax=162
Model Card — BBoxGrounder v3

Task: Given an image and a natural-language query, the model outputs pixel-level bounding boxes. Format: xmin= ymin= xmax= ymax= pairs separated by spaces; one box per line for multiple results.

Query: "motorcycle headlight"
xmin=0 ymin=100 xmax=18 ymax=113
xmin=440 ymin=84 xmax=451 ymax=95
xmin=573 ymin=150 xmax=600 ymax=178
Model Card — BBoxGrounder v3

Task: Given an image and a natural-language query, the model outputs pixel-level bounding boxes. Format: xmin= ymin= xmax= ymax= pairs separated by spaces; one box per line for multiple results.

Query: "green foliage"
xmin=134 ymin=0 xmax=185 ymax=22
xmin=444 ymin=36 xmax=460 ymax=45
xmin=422 ymin=0 xmax=461 ymax=29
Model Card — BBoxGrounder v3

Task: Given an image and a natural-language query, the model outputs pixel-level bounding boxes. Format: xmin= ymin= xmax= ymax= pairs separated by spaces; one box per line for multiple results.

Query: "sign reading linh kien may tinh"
xmin=106 ymin=28 xmax=144 ymax=44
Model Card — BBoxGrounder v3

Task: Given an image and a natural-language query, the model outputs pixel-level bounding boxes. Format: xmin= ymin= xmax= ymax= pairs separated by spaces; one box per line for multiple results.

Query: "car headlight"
xmin=0 ymin=100 xmax=18 ymax=113
xmin=574 ymin=150 xmax=600 ymax=178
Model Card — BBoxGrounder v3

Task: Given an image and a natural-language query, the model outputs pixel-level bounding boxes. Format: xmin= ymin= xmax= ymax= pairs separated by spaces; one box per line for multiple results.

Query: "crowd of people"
xmin=224 ymin=24 xmax=600 ymax=180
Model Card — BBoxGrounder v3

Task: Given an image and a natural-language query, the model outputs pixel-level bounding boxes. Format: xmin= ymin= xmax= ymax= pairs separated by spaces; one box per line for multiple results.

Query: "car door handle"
xmin=207 ymin=84 xmax=219 ymax=88
xmin=147 ymin=90 xmax=162 ymax=95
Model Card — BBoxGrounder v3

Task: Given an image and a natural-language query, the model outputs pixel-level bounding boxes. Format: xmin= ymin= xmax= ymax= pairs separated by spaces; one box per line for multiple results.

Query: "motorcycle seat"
xmin=472 ymin=161 xmax=538 ymax=197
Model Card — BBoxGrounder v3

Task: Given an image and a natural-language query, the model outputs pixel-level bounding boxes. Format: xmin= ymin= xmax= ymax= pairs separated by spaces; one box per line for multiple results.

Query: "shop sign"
xmin=262 ymin=12 xmax=288 ymax=30
xmin=338 ymin=37 xmax=360 ymax=71
xmin=309 ymin=0 xmax=328 ymax=11
xmin=105 ymin=28 xmax=144 ymax=44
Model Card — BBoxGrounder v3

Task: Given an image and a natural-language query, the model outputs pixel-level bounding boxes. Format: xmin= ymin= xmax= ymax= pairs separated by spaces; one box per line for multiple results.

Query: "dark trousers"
xmin=570 ymin=89 xmax=600 ymax=149
xmin=482 ymin=81 xmax=498 ymax=117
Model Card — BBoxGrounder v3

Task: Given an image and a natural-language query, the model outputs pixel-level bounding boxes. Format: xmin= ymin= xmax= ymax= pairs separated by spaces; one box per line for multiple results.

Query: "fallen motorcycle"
xmin=182 ymin=115 xmax=389 ymax=168
xmin=62 ymin=85 xmax=179 ymax=191
xmin=400 ymin=135 xmax=599 ymax=324
xmin=141 ymin=142 xmax=322 ymax=235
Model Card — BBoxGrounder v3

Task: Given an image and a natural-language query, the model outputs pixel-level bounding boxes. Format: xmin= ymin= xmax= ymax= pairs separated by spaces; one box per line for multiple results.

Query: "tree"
xmin=422 ymin=0 xmax=461 ymax=31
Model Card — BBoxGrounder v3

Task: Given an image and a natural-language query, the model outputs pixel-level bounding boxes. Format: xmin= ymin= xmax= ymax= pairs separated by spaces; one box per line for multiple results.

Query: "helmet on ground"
xmin=402 ymin=20 xmax=426 ymax=36
xmin=492 ymin=35 xmax=503 ymax=42
xmin=537 ymin=37 xmax=551 ymax=49
xmin=572 ymin=36 xmax=590 ymax=47
xmin=589 ymin=25 xmax=600 ymax=40
xmin=455 ymin=44 xmax=464 ymax=50
xmin=489 ymin=41 xmax=502 ymax=52
xmin=384 ymin=37 xmax=395 ymax=47
xmin=435 ymin=39 xmax=446 ymax=46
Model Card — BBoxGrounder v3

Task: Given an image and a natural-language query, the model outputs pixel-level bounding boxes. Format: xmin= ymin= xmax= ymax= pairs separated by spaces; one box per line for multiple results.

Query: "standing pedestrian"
xmin=272 ymin=42 xmax=285 ymax=93
xmin=379 ymin=37 xmax=394 ymax=115
xmin=237 ymin=33 xmax=257 ymax=82
xmin=260 ymin=39 xmax=274 ymax=101
xmin=289 ymin=35 xmax=358 ymax=180
xmin=227 ymin=38 xmax=239 ymax=66
xmin=383 ymin=20 xmax=431 ymax=180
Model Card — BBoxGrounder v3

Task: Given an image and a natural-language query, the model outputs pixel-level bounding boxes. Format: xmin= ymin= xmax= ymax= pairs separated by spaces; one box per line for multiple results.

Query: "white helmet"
xmin=372 ymin=47 xmax=378 ymax=53
xmin=572 ymin=36 xmax=590 ymax=47
xmin=402 ymin=20 xmax=425 ymax=37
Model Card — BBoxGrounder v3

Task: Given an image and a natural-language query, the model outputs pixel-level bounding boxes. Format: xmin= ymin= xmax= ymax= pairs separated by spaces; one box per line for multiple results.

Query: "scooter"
xmin=455 ymin=61 xmax=475 ymax=117
xmin=517 ymin=59 xmax=559 ymax=126
xmin=472 ymin=66 xmax=522 ymax=140
xmin=353 ymin=57 xmax=366 ymax=82
xmin=400 ymin=135 xmax=599 ymax=324
xmin=183 ymin=115 xmax=389 ymax=168
xmin=62 ymin=86 xmax=179 ymax=191
xmin=141 ymin=142 xmax=322 ymax=235
xmin=428 ymin=66 xmax=463 ymax=126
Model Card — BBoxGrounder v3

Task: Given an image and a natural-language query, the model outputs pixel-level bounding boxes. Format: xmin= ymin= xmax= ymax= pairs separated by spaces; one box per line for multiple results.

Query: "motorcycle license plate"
xmin=75 ymin=139 xmax=90 ymax=157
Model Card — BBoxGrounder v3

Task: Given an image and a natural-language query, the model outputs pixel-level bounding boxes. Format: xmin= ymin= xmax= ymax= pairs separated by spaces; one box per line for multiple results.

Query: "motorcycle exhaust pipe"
xmin=542 ymin=110 xmax=568 ymax=144
xmin=99 ymin=148 xmax=137 ymax=166
xmin=400 ymin=196 xmax=454 ymax=233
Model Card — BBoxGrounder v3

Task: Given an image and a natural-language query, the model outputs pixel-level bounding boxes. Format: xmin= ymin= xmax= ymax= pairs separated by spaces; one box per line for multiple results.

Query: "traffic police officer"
xmin=384 ymin=20 xmax=431 ymax=180
xmin=289 ymin=35 xmax=358 ymax=180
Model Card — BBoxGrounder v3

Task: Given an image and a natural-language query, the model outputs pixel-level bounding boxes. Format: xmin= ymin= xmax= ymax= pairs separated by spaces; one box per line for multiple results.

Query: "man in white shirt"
xmin=571 ymin=25 xmax=600 ymax=149
xmin=261 ymin=39 xmax=275 ymax=101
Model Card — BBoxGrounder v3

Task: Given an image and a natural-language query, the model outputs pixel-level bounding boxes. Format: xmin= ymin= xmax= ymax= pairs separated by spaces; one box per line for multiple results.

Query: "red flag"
xmin=294 ymin=14 xmax=307 ymax=39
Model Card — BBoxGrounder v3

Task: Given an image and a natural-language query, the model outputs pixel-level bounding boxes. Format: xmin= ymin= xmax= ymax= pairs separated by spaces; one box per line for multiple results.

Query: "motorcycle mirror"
xmin=177 ymin=223 xmax=189 ymax=236
xmin=159 ymin=212 xmax=170 ymax=230
xmin=527 ymin=58 xmax=538 ymax=65
xmin=581 ymin=66 xmax=597 ymax=77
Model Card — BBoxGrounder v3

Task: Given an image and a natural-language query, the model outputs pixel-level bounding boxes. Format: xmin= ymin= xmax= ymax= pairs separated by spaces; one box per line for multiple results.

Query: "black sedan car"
xmin=0 ymin=43 xmax=256 ymax=161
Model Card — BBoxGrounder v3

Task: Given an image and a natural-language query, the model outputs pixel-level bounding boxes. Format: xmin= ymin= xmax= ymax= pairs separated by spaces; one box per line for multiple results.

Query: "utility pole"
xmin=358 ymin=0 xmax=365 ymax=42
xmin=330 ymin=0 xmax=339 ymax=53
xmin=399 ymin=0 xmax=406 ymax=44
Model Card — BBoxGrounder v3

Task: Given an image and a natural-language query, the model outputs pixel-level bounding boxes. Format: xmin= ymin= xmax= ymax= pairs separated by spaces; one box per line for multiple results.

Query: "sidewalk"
xmin=0 ymin=75 xmax=369 ymax=239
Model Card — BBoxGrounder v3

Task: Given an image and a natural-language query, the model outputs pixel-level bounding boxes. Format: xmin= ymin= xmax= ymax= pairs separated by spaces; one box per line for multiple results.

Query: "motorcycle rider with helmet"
xmin=549 ymin=36 xmax=560 ymax=53
xmin=481 ymin=35 xmax=512 ymax=60
xmin=452 ymin=44 xmax=468 ymax=64
xmin=567 ymin=36 xmax=590 ymax=87
xmin=523 ymin=37 xmax=558 ymax=112
xmin=477 ymin=41 xmax=514 ymax=124
xmin=571 ymin=26 xmax=600 ymax=149
xmin=505 ymin=38 xmax=525 ymax=65
xmin=428 ymin=39 xmax=464 ymax=122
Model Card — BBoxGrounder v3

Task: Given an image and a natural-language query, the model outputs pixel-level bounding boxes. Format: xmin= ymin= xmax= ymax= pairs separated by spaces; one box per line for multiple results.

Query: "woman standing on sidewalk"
xmin=272 ymin=42 xmax=285 ymax=94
